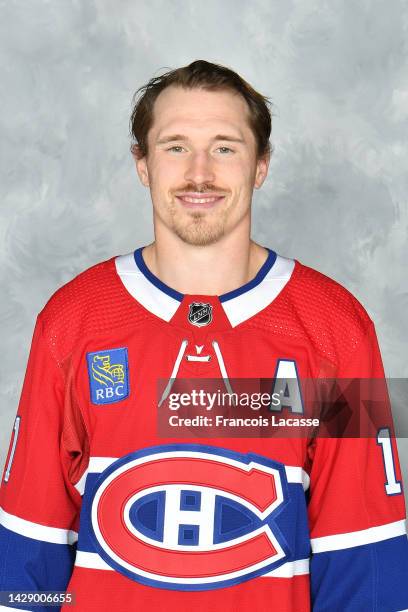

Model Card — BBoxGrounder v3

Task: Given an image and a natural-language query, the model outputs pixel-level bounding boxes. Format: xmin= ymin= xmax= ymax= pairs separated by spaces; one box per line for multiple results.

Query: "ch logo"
xmin=90 ymin=445 xmax=289 ymax=590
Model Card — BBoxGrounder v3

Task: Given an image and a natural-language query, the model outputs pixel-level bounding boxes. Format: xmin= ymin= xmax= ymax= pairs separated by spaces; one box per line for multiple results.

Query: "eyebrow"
xmin=156 ymin=134 xmax=245 ymax=145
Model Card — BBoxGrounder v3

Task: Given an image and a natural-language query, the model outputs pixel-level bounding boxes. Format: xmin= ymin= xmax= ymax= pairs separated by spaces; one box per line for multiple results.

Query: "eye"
xmin=216 ymin=146 xmax=234 ymax=154
xmin=167 ymin=145 xmax=185 ymax=153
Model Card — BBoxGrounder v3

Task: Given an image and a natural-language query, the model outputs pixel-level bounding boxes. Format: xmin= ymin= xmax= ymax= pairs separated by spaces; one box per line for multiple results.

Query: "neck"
xmin=142 ymin=226 xmax=268 ymax=296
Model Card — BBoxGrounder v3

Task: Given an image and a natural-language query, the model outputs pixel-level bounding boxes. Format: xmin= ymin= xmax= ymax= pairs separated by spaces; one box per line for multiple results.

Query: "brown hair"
xmin=129 ymin=60 xmax=273 ymax=160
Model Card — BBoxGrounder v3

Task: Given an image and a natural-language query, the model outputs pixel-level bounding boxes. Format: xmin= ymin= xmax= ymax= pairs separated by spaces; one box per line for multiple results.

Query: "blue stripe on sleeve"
xmin=311 ymin=534 xmax=408 ymax=611
xmin=0 ymin=524 xmax=75 ymax=611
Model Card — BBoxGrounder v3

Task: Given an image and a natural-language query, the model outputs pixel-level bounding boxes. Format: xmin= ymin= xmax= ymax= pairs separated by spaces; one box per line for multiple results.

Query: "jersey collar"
xmin=115 ymin=247 xmax=295 ymax=327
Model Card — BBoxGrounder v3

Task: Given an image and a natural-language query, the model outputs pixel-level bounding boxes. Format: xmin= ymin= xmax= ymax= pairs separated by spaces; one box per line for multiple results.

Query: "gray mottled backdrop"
xmin=1 ymin=1 xmax=407 ymax=504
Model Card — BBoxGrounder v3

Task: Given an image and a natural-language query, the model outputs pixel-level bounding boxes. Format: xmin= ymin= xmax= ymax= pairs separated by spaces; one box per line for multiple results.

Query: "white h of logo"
xmin=162 ymin=485 xmax=215 ymax=548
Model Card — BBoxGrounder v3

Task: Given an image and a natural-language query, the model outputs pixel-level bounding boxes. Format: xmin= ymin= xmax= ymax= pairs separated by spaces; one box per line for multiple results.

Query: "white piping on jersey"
xmin=0 ymin=506 xmax=78 ymax=545
xmin=74 ymin=516 xmax=407 ymax=564
xmin=74 ymin=457 xmax=118 ymax=495
xmin=74 ymin=550 xmax=310 ymax=577
xmin=74 ymin=468 xmax=88 ymax=496
xmin=310 ymin=518 xmax=407 ymax=553
xmin=262 ymin=557 xmax=310 ymax=577
xmin=285 ymin=465 xmax=310 ymax=491
xmin=74 ymin=457 xmax=310 ymax=495
xmin=158 ymin=339 xmax=233 ymax=407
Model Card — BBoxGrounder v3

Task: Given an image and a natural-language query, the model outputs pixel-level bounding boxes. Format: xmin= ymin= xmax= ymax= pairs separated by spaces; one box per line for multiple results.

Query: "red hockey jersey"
xmin=1 ymin=247 xmax=407 ymax=611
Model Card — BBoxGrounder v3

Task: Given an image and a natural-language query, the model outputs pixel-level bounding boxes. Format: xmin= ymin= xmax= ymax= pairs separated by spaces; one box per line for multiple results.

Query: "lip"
xmin=175 ymin=192 xmax=226 ymax=209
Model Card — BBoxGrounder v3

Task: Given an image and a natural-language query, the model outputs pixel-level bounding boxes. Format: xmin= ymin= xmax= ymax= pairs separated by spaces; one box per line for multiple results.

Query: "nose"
xmin=184 ymin=151 xmax=215 ymax=187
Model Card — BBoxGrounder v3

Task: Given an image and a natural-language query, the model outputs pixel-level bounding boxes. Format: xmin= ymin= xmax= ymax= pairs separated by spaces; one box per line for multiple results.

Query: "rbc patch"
xmin=87 ymin=347 xmax=129 ymax=405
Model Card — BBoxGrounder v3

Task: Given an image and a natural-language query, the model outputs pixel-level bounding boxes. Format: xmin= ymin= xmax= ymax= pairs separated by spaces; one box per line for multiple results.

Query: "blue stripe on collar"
xmin=134 ymin=248 xmax=184 ymax=302
xmin=219 ymin=249 xmax=277 ymax=302
xmin=133 ymin=247 xmax=277 ymax=302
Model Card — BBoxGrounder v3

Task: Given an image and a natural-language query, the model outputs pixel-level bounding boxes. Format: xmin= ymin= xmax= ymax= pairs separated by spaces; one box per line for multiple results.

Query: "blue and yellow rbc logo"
xmin=87 ymin=347 xmax=129 ymax=405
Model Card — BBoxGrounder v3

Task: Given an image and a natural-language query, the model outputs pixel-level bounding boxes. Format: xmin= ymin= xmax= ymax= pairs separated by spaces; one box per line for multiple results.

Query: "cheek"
xmin=228 ymin=172 xmax=256 ymax=199
xmin=225 ymin=157 xmax=256 ymax=182
xmin=150 ymin=158 xmax=185 ymax=189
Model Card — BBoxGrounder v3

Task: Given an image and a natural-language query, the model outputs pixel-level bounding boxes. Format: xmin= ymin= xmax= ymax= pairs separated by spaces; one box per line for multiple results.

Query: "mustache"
xmin=173 ymin=184 xmax=228 ymax=193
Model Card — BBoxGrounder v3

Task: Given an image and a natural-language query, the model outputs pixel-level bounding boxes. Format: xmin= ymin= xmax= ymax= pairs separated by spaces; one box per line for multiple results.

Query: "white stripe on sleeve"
xmin=311 ymin=519 xmax=407 ymax=553
xmin=0 ymin=506 xmax=78 ymax=545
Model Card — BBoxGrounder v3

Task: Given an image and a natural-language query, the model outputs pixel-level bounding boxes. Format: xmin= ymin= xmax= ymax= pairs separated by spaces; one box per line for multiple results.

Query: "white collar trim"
xmin=114 ymin=251 xmax=295 ymax=326
xmin=115 ymin=253 xmax=180 ymax=322
xmin=221 ymin=254 xmax=295 ymax=327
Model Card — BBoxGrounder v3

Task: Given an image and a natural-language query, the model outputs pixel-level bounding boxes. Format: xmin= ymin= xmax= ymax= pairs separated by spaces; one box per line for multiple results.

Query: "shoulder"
xmin=252 ymin=254 xmax=375 ymax=370
xmin=37 ymin=254 xmax=147 ymax=363
xmin=288 ymin=258 xmax=373 ymax=332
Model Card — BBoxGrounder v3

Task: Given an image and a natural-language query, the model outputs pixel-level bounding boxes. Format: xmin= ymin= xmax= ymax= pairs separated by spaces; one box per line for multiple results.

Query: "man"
xmin=0 ymin=60 xmax=407 ymax=611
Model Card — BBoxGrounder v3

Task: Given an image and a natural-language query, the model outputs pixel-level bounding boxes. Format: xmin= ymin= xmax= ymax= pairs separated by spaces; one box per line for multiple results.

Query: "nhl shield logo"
xmin=188 ymin=302 xmax=213 ymax=327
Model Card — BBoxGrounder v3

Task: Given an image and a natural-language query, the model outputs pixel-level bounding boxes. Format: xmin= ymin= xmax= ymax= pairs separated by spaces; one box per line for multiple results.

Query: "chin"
xmin=173 ymin=220 xmax=226 ymax=247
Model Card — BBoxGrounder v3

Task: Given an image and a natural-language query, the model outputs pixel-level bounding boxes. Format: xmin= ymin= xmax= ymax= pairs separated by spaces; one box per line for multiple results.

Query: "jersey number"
xmin=377 ymin=427 xmax=402 ymax=495
xmin=3 ymin=416 xmax=21 ymax=483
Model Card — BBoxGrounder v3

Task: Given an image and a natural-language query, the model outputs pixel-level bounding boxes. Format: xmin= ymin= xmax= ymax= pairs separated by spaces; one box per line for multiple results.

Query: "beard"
xmin=169 ymin=207 xmax=229 ymax=246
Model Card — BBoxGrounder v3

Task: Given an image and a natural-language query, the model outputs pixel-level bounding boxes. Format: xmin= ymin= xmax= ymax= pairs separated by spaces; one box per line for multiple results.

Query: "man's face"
xmin=135 ymin=86 xmax=269 ymax=246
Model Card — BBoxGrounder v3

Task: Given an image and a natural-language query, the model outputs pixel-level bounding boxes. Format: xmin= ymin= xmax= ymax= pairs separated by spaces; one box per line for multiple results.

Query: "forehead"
xmin=150 ymin=86 xmax=252 ymax=138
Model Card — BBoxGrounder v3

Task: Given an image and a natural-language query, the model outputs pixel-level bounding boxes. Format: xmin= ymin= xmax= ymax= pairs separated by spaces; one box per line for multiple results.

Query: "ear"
xmin=131 ymin=144 xmax=150 ymax=187
xmin=254 ymin=150 xmax=271 ymax=189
